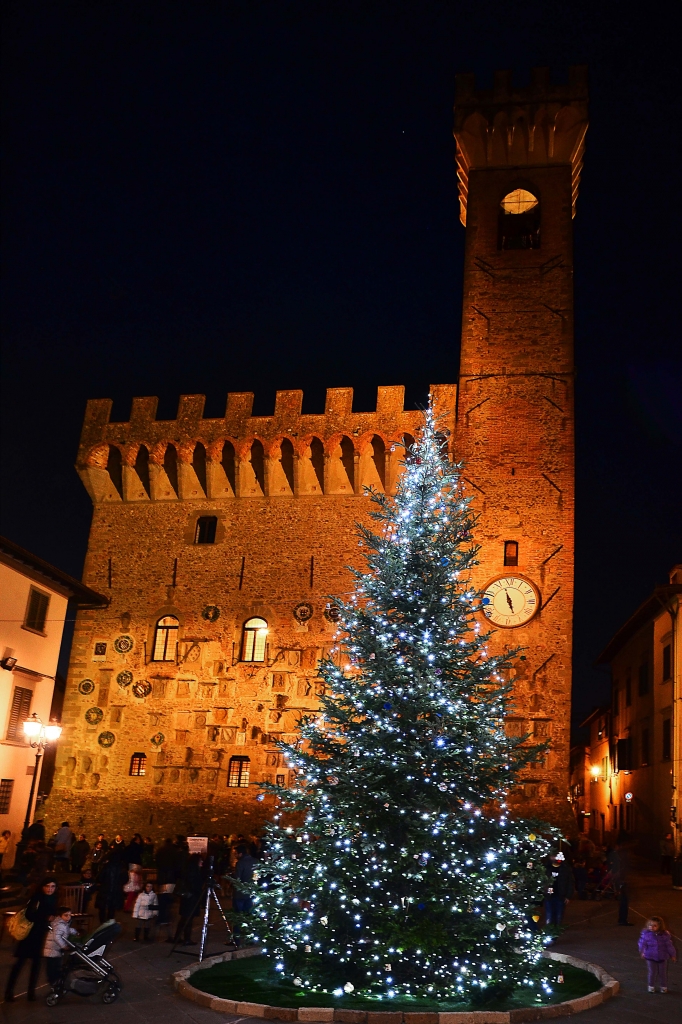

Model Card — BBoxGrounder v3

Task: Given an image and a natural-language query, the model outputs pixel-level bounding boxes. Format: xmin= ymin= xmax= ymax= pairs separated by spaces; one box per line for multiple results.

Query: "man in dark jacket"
xmin=233 ymin=844 xmax=255 ymax=913
xmin=95 ymin=855 xmax=126 ymax=923
xmin=70 ymin=834 xmax=90 ymax=872
xmin=544 ymin=852 xmax=574 ymax=926
xmin=156 ymin=838 xmax=179 ymax=927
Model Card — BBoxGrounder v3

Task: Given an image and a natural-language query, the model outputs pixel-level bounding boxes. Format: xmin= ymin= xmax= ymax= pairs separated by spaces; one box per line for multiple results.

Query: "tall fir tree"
xmin=248 ymin=406 xmax=560 ymax=1003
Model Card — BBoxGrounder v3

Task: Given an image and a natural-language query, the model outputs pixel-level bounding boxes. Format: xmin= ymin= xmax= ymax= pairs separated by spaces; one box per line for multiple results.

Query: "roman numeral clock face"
xmin=481 ymin=575 xmax=540 ymax=628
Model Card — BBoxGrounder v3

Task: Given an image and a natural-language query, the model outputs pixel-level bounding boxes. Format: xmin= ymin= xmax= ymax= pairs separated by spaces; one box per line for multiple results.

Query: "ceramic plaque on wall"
xmin=78 ymin=679 xmax=95 ymax=695
xmin=113 ymin=635 xmax=134 ymax=654
xmin=116 ymin=670 xmax=133 ymax=688
xmin=132 ymin=680 xmax=152 ymax=698
xmin=98 ymin=731 xmax=115 ymax=748
xmin=84 ymin=707 xmax=104 ymax=726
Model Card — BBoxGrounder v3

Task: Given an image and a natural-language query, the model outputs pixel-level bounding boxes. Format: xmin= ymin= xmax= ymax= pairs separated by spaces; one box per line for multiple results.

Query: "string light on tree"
xmin=239 ymin=403 xmax=559 ymax=1002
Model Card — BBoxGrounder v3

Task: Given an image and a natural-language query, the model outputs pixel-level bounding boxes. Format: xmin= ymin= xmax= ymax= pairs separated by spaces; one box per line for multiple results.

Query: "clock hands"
xmin=505 ymin=590 xmax=515 ymax=613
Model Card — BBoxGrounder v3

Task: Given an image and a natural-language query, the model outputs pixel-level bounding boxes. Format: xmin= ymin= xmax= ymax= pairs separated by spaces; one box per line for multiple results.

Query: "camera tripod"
xmin=168 ymin=856 xmax=235 ymax=962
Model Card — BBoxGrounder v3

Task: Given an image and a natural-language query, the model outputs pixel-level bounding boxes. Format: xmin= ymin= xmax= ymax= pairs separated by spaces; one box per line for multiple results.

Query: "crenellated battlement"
xmin=453 ymin=65 xmax=588 ymax=225
xmin=77 ymin=384 xmax=457 ymax=504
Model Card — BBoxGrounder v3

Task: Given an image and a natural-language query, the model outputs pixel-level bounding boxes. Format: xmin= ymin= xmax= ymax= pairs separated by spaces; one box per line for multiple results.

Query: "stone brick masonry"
xmin=45 ymin=67 xmax=588 ymax=838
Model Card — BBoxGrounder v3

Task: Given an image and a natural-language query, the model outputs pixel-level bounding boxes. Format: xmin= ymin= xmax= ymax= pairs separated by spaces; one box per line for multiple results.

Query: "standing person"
xmin=89 ymin=840 xmax=107 ymax=874
xmin=96 ymin=833 xmax=109 ymax=851
xmin=233 ymin=844 xmax=255 ymax=913
xmin=95 ymin=855 xmax=126 ymax=924
xmin=43 ymin=907 xmax=78 ymax=990
xmin=4 ymin=876 xmax=58 ymax=1002
xmin=52 ymin=822 xmax=75 ymax=874
xmin=141 ymin=836 xmax=155 ymax=868
xmin=123 ymin=863 xmax=143 ymax=911
xmin=132 ymin=882 xmax=159 ymax=941
xmin=78 ymin=867 xmax=97 ymax=911
xmin=25 ymin=819 xmax=45 ymax=843
xmin=70 ymin=834 xmax=90 ymax=873
xmin=173 ymin=853 xmax=203 ymax=946
xmin=543 ymin=851 xmax=574 ymax=927
xmin=126 ymin=833 xmax=144 ymax=866
xmin=109 ymin=834 xmax=127 ymax=861
xmin=155 ymin=838 xmax=178 ymax=931
xmin=638 ymin=915 xmax=677 ymax=993
xmin=659 ymin=834 xmax=674 ymax=874
xmin=0 ymin=830 xmax=12 ymax=884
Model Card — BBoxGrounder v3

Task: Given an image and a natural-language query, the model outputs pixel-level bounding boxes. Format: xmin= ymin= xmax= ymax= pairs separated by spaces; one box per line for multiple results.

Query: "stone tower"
xmin=44 ymin=68 xmax=587 ymax=837
xmin=453 ymin=66 xmax=588 ymax=822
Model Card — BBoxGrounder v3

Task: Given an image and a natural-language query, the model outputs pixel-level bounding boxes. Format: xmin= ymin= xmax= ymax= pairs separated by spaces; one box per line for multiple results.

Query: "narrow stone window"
xmin=129 ymin=752 xmax=147 ymax=776
xmin=153 ymin=615 xmax=179 ymax=661
xmin=498 ymin=188 xmax=540 ymax=250
xmin=195 ymin=516 xmax=218 ymax=544
xmin=0 ymin=779 xmax=14 ymax=814
xmin=310 ymin=437 xmax=325 ymax=491
xmin=371 ymin=436 xmax=386 ymax=489
xmin=227 ymin=755 xmax=250 ymax=788
xmin=276 ymin=773 xmax=285 ymax=786
xmin=135 ymin=445 xmax=151 ymax=497
xmin=280 ymin=439 xmax=295 ymax=491
xmin=503 ymin=541 xmax=519 ymax=567
xmin=106 ymin=445 xmax=123 ymax=498
xmin=241 ymin=617 xmax=268 ymax=662
xmin=24 ymin=587 xmax=50 ymax=633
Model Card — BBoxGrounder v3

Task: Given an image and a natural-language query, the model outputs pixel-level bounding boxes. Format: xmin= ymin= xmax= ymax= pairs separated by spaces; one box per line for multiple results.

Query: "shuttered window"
xmin=24 ymin=588 xmax=50 ymax=633
xmin=0 ymin=780 xmax=14 ymax=814
xmin=7 ymin=687 xmax=32 ymax=740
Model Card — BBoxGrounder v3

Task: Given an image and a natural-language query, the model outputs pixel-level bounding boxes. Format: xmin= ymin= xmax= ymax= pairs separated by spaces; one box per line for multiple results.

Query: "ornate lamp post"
xmin=22 ymin=714 xmax=62 ymax=834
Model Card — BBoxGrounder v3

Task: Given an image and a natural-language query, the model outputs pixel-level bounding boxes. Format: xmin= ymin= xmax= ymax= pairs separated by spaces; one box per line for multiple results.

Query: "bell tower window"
xmin=498 ymin=189 xmax=540 ymax=250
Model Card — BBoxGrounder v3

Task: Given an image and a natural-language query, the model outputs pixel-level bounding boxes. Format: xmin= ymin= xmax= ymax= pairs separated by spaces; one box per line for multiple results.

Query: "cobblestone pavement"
xmin=0 ymin=866 xmax=680 ymax=1023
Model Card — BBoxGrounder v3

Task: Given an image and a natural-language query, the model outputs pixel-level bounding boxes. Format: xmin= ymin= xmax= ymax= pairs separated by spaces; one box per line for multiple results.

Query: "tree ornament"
xmin=344 ymin=982 xmax=355 ymax=993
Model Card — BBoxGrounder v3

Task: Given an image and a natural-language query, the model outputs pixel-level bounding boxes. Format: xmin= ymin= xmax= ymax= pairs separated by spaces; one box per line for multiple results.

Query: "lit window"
xmin=195 ymin=516 xmax=218 ymax=544
xmin=500 ymin=189 xmax=538 ymax=214
xmin=503 ymin=541 xmax=519 ymax=567
xmin=24 ymin=588 xmax=50 ymax=633
xmin=153 ymin=616 xmax=179 ymax=661
xmin=129 ymin=753 xmax=147 ymax=776
xmin=0 ymin=779 xmax=14 ymax=814
xmin=241 ymin=617 xmax=268 ymax=662
xmin=228 ymin=756 xmax=250 ymax=788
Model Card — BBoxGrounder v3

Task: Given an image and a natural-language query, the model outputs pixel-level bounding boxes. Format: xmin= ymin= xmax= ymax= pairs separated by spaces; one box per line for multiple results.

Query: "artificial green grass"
xmin=190 ymin=954 xmax=601 ymax=1011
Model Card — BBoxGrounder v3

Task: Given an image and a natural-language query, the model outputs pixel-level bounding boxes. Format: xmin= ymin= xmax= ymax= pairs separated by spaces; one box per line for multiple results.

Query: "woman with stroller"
xmin=4 ymin=875 xmax=59 ymax=1002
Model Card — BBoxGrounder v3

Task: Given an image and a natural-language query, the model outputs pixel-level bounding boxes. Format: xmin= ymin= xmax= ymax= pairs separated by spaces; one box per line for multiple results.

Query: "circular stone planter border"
xmin=172 ymin=947 xmax=619 ymax=1022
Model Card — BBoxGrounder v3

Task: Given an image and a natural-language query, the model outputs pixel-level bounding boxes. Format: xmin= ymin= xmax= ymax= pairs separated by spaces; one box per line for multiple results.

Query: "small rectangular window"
xmin=641 ymin=728 xmax=649 ymax=766
xmin=129 ymin=753 xmax=147 ymax=776
xmin=7 ymin=687 xmax=32 ymax=740
xmin=638 ymin=661 xmax=649 ymax=696
xmin=0 ymin=779 xmax=14 ymax=814
xmin=24 ymin=587 xmax=50 ymax=633
xmin=503 ymin=541 xmax=518 ymax=566
xmin=663 ymin=719 xmax=671 ymax=761
xmin=663 ymin=644 xmax=672 ymax=682
xmin=195 ymin=516 xmax=218 ymax=544
xmin=276 ymin=774 xmax=285 ymax=786
xmin=625 ymin=674 xmax=632 ymax=707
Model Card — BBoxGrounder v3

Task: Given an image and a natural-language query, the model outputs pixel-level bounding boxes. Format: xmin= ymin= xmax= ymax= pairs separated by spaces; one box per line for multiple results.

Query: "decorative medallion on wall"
xmin=92 ymin=642 xmax=107 ymax=661
xmin=113 ymin=634 xmax=134 ymax=654
xmin=78 ymin=679 xmax=95 ymax=696
xmin=202 ymin=605 xmax=220 ymax=622
xmin=116 ymin=670 xmax=133 ymax=688
xmin=150 ymin=732 xmax=165 ymax=746
xmin=323 ymin=603 xmax=341 ymax=623
xmin=293 ymin=602 xmax=314 ymax=624
xmin=132 ymin=680 xmax=152 ymax=699
xmin=98 ymin=731 xmax=115 ymax=748
xmin=84 ymin=707 xmax=104 ymax=726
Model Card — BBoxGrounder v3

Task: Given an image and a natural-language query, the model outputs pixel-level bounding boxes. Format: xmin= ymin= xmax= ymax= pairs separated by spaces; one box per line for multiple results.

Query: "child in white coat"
xmin=132 ymin=882 xmax=158 ymax=942
xmin=43 ymin=907 xmax=79 ymax=988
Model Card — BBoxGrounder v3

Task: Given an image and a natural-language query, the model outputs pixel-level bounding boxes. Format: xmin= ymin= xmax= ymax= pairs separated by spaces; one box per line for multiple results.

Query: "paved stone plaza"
xmin=0 ymin=865 xmax=679 ymax=1024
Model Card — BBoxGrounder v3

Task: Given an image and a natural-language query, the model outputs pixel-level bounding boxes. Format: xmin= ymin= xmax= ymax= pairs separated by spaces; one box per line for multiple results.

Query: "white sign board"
xmin=187 ymin=836 xmax=208 ymax=856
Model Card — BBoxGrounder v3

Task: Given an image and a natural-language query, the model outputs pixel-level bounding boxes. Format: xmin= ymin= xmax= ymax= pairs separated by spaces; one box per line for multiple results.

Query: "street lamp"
xmin=22 ymin=714 xmax=62 ymax=835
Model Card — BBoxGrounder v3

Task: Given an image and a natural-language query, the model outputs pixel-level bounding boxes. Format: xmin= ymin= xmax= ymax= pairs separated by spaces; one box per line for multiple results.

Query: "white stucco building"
xmin=0 ymin=536 xmax=106 ymax=863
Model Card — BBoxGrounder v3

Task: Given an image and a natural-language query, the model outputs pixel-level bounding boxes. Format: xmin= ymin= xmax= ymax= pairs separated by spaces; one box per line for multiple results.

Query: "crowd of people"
xmin=3 ymin=821 xmax=258 ymax=1002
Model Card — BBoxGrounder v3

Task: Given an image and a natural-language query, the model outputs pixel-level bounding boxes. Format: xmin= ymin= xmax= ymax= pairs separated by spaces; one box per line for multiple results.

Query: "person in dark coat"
xmin=95 ymin=855 xmax=127 ymax=924
xmin=543 ymin=852 xmax=574 ymax=926
xmin=173 ymin=853 xmax=203 ymax=945
xmin=109 ymin=834 xmax=128 ymax=862
xmin=70 ymin=834 xmax=90 ymax=873
xmin=155 ymin=838 xmax=179 ymax=927
xmin=4 ymin=876 xmax=58 ymax=1002
xmin=233 ymin=844 xmax=255 ymax=913
xmin=126 ymin=833 xmax=144 ymax=866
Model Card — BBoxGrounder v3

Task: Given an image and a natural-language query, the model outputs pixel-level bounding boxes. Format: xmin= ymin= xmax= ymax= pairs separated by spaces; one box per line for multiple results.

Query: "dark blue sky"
xmin=2 ymin=1 xmax=680 ymax=729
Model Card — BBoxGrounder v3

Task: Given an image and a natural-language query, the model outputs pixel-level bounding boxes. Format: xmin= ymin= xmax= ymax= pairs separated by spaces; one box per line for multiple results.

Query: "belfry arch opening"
xmin=498 ymin=188 xmax=540 ymax=250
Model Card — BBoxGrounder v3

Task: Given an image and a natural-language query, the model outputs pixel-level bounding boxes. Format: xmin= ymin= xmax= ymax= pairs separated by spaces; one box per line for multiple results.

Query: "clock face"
xmin=481 ymin=575 xmax=540 ymax=628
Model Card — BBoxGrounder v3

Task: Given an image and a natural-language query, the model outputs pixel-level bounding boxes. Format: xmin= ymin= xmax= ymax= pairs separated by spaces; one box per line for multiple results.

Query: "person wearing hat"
xmin=544 ymin=850 xmax=574 ymax=927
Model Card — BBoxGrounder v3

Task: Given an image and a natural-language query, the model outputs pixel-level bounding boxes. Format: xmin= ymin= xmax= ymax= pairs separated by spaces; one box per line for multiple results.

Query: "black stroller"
xmin=45 ymin=919 xmax=123 ymax=1005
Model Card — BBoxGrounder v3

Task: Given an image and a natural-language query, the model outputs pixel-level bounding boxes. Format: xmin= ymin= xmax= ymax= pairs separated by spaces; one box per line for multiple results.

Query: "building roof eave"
xmin=0 ymin=535 xmax=108 ymax=608
xmin=595 ymin=584 xmax=682 ymax=666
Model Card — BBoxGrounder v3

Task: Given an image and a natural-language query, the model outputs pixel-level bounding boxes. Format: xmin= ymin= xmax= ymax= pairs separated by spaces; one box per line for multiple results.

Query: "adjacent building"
xmin=583 ymin=566 xmax=681 ymax=855
xmin=0 ymin=536 xmax=107 ymax=860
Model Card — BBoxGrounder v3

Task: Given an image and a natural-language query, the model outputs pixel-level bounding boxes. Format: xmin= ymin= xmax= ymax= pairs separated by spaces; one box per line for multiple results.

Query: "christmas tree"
xmin=248 ymin=406 xmax=560 ymax=1004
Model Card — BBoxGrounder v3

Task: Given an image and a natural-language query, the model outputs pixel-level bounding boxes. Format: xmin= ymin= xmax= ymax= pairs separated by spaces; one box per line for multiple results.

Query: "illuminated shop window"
xmin=153 ymin=616 xmax=179 ymax=661
xmin=227 ymin=756 xmax=250 ymax=788
xmin=241 ymin=617 xmax=268 ymax=662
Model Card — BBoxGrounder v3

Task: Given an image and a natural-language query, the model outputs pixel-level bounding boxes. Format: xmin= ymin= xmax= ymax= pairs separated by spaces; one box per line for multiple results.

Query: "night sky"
xmin=2 ymin=1 xmax=680 ymax=733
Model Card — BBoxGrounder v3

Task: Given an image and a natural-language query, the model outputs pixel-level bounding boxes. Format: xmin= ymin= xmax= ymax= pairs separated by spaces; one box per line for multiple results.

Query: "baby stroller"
xmin=45 ymin=919 xmax=123 ymax=1006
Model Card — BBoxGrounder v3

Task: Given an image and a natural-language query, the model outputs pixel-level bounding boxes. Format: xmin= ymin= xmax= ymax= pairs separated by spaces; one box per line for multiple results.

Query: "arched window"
xmin=280 ymin=439 xmax=295 ymax=492
xmin=371 ymin=436 xmax=386 ymax=489
xmin=241 ymin=617 xmax=268 ymax=662
xmin=310 ymin=437 xmax=325 ymax=491
xmin=192 ymin=443 xmax=207 ymax=495
xmin=134 ymin=445 xmax=151 ymax=497
xmin=153 ymin=615 xmax=179 ymax=661
xmin=164 ymin=444 xmax=179 ymax=495
xmin=340 ymin=436 xmax=355 ymax=489
xmin=221 ymin=441 xmax=236 ymax=493
xmin=498 ymin=188 xmax=540 ymax=250
xmin=250 ymin=440 xmax=265 ymax=492
xmin=227 ymin=755 xmax=250 ymax=788
xmin=129 ymin=752 xmax=147 ymax=776
xmin=106 ymin=446 xmax=123 ymax=498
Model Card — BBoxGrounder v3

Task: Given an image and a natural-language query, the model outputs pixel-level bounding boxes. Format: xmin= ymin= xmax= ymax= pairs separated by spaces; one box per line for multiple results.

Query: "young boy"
xmin=43 ymin=907 xmax=79 ymax=988
xmin=132 ymin=882 xmax=159 ymax=942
